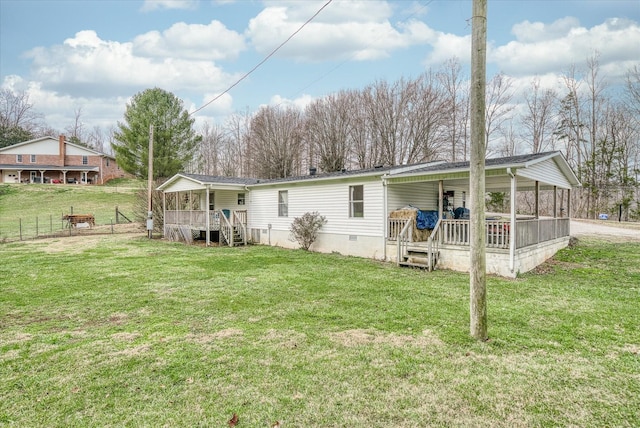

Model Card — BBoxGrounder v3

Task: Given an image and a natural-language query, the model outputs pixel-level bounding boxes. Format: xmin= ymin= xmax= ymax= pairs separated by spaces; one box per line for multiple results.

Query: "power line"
xmin=190 ymin=0 xmax=333 ymax=116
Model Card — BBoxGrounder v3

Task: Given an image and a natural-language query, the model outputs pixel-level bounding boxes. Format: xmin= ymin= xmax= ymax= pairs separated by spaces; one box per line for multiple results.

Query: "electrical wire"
xmin=190 ymin=0 xmax=333 ymax=116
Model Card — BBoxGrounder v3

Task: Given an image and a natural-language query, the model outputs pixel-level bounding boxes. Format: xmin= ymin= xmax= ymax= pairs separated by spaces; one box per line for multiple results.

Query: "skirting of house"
xmin=385 ymin=236 xmax=569 ymax=278
xmin=251 ymin=229 xmax=385 ymax=260
xmin=438 ymin=237 xmax=569 ymax=278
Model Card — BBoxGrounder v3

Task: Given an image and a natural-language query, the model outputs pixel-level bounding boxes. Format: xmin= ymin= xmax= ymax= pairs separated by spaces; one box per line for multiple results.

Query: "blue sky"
xmin=1 ymin=0 xmax=639 ymax=134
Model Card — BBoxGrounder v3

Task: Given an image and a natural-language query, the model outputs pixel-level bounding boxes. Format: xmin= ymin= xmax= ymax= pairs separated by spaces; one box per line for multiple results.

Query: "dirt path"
xmin=571 ymin=219 xmax=640 ymax=242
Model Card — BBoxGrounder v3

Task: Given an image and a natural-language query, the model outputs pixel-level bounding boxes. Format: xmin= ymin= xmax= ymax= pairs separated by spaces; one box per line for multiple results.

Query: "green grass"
xmin=0 ymin=183 xmax=139 ymax=240
xmin=0 ymin=235 xmax=638 ymax=426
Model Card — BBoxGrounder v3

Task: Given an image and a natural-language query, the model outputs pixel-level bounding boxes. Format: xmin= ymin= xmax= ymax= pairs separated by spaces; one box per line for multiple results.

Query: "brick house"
xmin=0 ymin=135 xmax=127 ymax=184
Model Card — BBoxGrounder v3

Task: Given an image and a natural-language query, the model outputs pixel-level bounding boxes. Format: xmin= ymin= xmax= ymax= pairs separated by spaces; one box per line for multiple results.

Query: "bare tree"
xmin=224 ymin=109 xmax=253 ymax=177
xmin=304 ymin=91 xmax=354 ymax=172
xmin=521 ymin=77 xmax=558 ymax=153
xmin=194 ymin=121 xmax=224 ymax=175
xmin=438 ymin=57 xmax=469 ymax=161
xmin=363 ymin=79 xmax=409 ymax=166
xmin=248 ymin=105 xmax=304 ymax=179
xmin=485 ymin=72 xmax=515 ymax=156
xmin=87 ymin=125 xmax=106 ymax=152
xmin=404 ymin=71 xmax=448 ymax=163
xmin=65 ymin=107 xmax=87 ymax=146
xmin=348 ymin=90 xmax=373 ymax=169
xmin=0 ymin=89 xmax=42 ymax=146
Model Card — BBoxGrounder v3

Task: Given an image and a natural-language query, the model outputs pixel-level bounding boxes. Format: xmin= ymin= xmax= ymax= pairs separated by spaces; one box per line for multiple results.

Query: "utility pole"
xmin=469 ymin=0 xmax=488 ymax=341
xmin=147 ymin=124 xmax=154 ymax=239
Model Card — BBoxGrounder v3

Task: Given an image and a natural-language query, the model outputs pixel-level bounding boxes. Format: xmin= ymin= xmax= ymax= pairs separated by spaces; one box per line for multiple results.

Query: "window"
xmin=82 ymin=155 xmax=88 ymax=165
xmin=349 ymin=185 xmax=364 ymax=218
xmin=16 ymin=154 xmax=22 ymax=163
xmin=106 ymin=158 xmax=110 ymax=167
xmin=237 ymin=193 xmax=246 ymax=206
xmin=30 ymin=154 xmax=36 ymax=163
xmin=278 ymin=190 xmax=288 ymax=217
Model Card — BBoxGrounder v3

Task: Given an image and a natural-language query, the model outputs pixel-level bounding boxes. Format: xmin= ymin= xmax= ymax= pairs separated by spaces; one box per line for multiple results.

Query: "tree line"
xmin=2 ymin=55 xmax=639 ymax=219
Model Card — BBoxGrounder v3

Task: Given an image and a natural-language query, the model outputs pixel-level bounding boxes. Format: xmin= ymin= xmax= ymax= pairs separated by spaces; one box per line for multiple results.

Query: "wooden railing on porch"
xmin=165 ymin=209 xmax=247 ymax=232
xmin=388 ymin=217 xmax=570 ymax=250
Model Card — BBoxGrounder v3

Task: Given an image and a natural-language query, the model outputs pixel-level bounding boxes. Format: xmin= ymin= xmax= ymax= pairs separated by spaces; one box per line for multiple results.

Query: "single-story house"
xmin=158 ymin=151 xmax=580 ymax=278
xmin=0 ymin=135 xmax=125 ymax=184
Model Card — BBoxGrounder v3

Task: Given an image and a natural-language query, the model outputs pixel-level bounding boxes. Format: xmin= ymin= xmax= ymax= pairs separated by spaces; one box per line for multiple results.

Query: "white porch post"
xmin=39 ymin=170 xmax=45 ymax=184
xmin=17 ymin=170 xmax=22 ymax=183
xmin=162 ymin=191 xmax=166 ymax=237
xmin=553 ymin=186 xmax=557 ymax=218
xmin=205 ymin=185 xmax=211 ymax=246
xmin=438 ymin=180 xmax=444 ymax=218
xmin=534 ymin=181 xmax=539 ymax=219
xmin=509 ymin=169 xmax=517 ymax=273
xmin=382 ymin=177 xmax=388 ymax=260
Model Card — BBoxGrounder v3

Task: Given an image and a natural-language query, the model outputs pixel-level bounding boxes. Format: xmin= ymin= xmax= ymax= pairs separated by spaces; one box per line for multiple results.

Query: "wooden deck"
xmin=389 ymin=217 xmax=570 ymax=250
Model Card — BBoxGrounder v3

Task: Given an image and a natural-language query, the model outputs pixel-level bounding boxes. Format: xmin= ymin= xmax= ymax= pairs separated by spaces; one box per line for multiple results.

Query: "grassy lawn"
xmin=0 ymin=182 xmax=140 ymax=240
xmin=1 ymin=235 xmax=638 ymax=427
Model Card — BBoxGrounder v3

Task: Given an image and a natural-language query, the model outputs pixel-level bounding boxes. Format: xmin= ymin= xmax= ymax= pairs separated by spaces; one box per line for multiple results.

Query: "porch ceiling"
xmin=386 ymin=169 xmax=563 ymax=192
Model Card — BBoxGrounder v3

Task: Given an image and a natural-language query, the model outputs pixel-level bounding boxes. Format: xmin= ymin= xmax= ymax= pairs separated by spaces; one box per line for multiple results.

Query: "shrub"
xmin=289 ymin=211 xmax=327 ymax=250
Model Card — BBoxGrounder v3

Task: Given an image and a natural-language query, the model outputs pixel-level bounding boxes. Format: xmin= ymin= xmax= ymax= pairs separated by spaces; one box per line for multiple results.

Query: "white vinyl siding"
xmin=386 ymin=182 xmax=438 ymax=215
xmin=248 ymin=179 xmax=384 ymax=238
xmin=516 ymin=158 xmax=573 ymax=189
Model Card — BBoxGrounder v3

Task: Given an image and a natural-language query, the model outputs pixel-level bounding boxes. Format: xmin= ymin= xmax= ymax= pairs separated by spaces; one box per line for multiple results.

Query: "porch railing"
xmin=388 ymin=217 xmax=570 ymax=250
xmin=427 ymin=217 xmax=442 ymax=271
xmin=165 ymin=209 xmax=247 ymax=232
xmin=396 ymin=217 xmax=413 ymax=266
xmin=388 ymin=218 xmax=409 ymax=241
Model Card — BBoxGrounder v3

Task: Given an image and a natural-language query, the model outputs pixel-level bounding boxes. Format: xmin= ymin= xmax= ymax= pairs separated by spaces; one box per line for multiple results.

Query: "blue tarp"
xmin=416 ymin=210 xmax=439 ymax=230
xmin=454 ymin=207 xmax=470 ymax=219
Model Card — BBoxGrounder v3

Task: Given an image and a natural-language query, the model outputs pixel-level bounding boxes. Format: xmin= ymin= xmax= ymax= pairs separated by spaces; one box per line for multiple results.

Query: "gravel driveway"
xmin=571 ymin=219 xmax=640 ymax=241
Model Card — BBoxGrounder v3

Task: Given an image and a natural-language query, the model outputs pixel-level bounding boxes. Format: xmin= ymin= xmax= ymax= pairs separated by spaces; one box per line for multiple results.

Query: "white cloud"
xmin=132 ymin=20 xmax=246 ymax=61
xmin=267 ymin=93 xmax=315 ymax=111
xmin=492 ymin=17 xmax=640 ymax=78
xmin=423 ymin=32 xmax=471 ymax=67
xmin=140 ymin=0 xmax=199 ymax=12
xmin=23 ymin=30 xmax=240 ymax=98
xmin=246 ymin=1 xmax=431 ymax=62
xmin=1 ymin=75 xmax=128 ymax=132
xmin=511 ymin=17 xmax=581 ymax=43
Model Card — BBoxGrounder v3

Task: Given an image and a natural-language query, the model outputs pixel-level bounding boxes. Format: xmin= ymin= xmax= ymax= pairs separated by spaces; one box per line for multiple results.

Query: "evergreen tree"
xmin=112 ymin=88 xmax=201 ymax=179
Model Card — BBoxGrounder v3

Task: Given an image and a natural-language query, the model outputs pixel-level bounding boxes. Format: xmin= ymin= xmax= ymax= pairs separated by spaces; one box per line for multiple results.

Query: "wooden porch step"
xmin=399 ymin=251 xmax=439 ymax=270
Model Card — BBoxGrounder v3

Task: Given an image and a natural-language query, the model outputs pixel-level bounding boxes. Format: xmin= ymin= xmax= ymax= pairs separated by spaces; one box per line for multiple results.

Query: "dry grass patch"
xmin=328 ymin=328 xmax=444 ymax=348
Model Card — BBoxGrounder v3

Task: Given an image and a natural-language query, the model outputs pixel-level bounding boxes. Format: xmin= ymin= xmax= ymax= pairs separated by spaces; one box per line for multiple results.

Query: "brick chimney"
xmin=59 ymin=135 xmax=66 ymax=166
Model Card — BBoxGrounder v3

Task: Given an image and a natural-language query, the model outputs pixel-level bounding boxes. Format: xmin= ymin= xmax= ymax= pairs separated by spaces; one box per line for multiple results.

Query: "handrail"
xmin=232 ymin=210 xmax=247 ymax=245
xmin=396 ymin=217 xmax=413 ymax=265
xmin=218 ymin=210 xmax=234 ymax=247
xmin=427 ymin=217 xmax=442 ymax=271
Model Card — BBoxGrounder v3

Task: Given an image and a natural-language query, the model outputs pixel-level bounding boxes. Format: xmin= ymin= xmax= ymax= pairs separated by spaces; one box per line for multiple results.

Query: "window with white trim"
xmin=82 ymin=156 xmax=88 ymax=165
xmin=278 ymin=190 xmax=288 ymax=217
xmin=349 ymin=185 xmax=364 ymax=218
xmin=237 ymin=193 xmax=246 ymax=205
xmin=16 ymin=154 xmax=22 ymax=163
xmin=30 ymin=154 xmax=36 ymax=163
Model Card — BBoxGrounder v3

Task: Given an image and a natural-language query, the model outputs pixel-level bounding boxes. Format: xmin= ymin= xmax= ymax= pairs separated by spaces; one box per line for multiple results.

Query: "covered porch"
xmin=158 ymin=174 xmax=255 ymax=247
xmin=383 ymin=152 xmax=580 ymax=277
